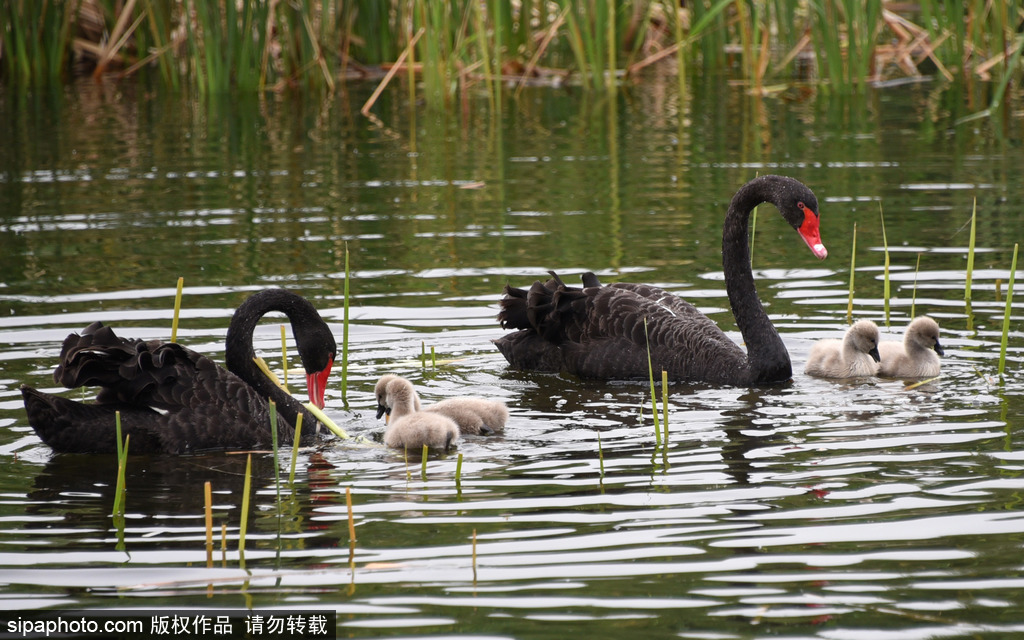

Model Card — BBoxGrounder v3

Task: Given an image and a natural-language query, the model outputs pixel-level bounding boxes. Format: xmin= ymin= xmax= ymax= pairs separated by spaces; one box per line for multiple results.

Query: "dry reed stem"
xmin=92 ymin=0 xmax=143 ymax=78
xmin=516 ymin=5 xmax=571 ymax=95
xmin=204 ymin=481 xmax=213 ymax=569
xmin=361 ymin=27 xmax=425 ymax=119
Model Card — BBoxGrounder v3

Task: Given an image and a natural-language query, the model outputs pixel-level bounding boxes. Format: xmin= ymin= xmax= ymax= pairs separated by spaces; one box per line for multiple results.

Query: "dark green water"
xmin=1 ymin=76 xmax=1024 ymax=638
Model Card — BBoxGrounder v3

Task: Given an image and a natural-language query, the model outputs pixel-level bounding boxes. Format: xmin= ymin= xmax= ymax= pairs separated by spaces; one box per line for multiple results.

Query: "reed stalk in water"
xmin=171 ymin=277 xmax=184 ymax=342
xmin=280 ymin=325 xmax=289 ymax=391
xmin=879 ymin=204 xmax=891 ymax=326
xmin=112 ymin=412 xmax=128 ymax=517
xmin=472 ymin=528 xmax=478 ymax=585
xmin=661 ymin=370 xmax=669 ymax=446
xmin=965 ymin=199 xmax=977 ymax=302
xmin=998 ymin=243 xmax=1018 ymax=378
xmin=847 ymin=223 xmax=857 ymax=324
xmin=204 ymin=481 xmax=213 ymax=568
xmin=421 ymin=445 xmax=429 ymax=479
xmin=238 ymin=453 xmax=252 ymax=566
xmin=911 ymin=253 xmax=921 ymax=319
xmin=597 ymin=432 xmax=605 ymax=481
xmin=342 ymin=242 xmax=350 ymax=403
xmin=455 ymin=453 xmax=464 ymax=488
xmin=288 ymin=414 xmax=303 ymax=486
xmin=644 ymin=318 xmax=661 ymax=446
xmin=269 ymin=401 xmax=282 ymax=515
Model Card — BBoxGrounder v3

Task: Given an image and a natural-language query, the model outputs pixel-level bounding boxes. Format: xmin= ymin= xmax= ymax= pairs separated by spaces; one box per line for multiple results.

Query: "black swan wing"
xmin=38 ymin=322 xmax=279 ymax=453
xmin=496 ymin=273 xmax=749 ymax=382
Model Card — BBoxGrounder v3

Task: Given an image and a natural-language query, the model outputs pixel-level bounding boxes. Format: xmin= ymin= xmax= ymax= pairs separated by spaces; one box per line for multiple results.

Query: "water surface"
xmin=1 ymin=78 xmax=1024 ymax=638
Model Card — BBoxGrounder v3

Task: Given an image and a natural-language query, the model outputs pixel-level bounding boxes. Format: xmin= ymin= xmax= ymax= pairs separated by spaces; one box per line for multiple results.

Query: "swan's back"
xmin=878 ymin=316 xmax=943 ymax=378
xmin=384 ymin=412 xmax=459 ymax=453
xmin=495 ymin=272 xmax=752 ymax=383
xmin=426 ymin=397 xmax=508 ymax=435
xmin=805 ymin=320 xmax=881 ymax=379
xmin=22 ymin=322 xmax=280 ymax=453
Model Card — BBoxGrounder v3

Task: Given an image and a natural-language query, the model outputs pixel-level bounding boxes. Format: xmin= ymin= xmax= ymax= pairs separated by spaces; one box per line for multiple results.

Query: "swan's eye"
xmin=797 ymin=201 xmax=806 ymax=210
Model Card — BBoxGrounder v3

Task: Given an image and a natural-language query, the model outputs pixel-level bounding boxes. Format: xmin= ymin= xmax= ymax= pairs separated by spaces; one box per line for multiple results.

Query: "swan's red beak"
xmin=306 ymin=356 xmax=333 ymax=410
xmin=799 ymin=208 xmax=828 ymax=260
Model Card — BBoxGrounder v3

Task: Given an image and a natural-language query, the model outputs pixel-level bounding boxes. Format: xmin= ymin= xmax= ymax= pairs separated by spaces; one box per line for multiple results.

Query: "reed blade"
xmin=171 ymin=277 xmax=184 ymax=342
xmin=643 ymin=318 xmax=661 ymax=445
xmin=998 ymin=243 xmax=1018 ymax=378
xmin=288 ymin=414 xmax=303 ymax=485
xmin=238 ymin=453 xmax=252 ymax=563
xmin=880 ymin=203 xmax=890 ymax=326
xmin=204 ymin=481 xmax=213 ymax=568
xmin=965 ymin=199 xmax=977 ymax=302
xmin=847 ymin=223 xmax=857 ymax=324
xmin=342 ymin=242 xmax=350 ymax=403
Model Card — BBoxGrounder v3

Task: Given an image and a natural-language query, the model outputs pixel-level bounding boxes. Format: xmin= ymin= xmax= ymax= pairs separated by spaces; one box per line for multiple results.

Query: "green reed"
xmin=965 ymin=199 xmax=977 ymax=302
xmin=171 ymin=277 xmax=184 ymax=343
xmin=0 ymin=0 xmax=75 ymax=85
xmin=288 ymin=414 xmax=303 ymax=486
xmin=643 ymin=318 xmax=661 ymax=446
xmin=880 ymin=204 xmax=891 ymax=327
xmin=342 ymin=242 xmax=350 ymax=403
xmin=269 ymin=401 xmax=282 ymax=515
xmin=998 ymin=243 xmax=1018 ymax=378
xmin=812 ymin=0 xmax=882 ymax=90
xmin=112 ymin=411 xmax=129 ymax=517
xmin=911 ymin=253 xmax=921 ymax=320
xmin=421 ymin=445 xmax=429 ymax=480
xmin=238 ymin=453 xmax=252 ymax=568
xmin=847 ymin=223 xmax=857 ymax=324
xmin=660 ymin=369 xmax=669 ymax=446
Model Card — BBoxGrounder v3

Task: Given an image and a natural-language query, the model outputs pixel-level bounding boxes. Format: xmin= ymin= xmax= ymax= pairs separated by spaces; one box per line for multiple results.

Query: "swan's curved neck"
xmin=224 ymin=291 xmax=318 ymax=429
xmin=722 ymin=183 xmax=791 ymax=383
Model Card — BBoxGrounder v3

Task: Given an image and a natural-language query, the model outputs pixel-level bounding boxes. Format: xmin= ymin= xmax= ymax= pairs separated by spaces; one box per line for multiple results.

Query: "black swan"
xmin=374 ymin=374 xmax=508 ymax=435
xmin=374 ymin=375 xmax=459 ymax=452
xmin=878 ymin=316 xmax=943 ymax=378
xmin=21 ymin=288 xmax=337 ymax=454
xmin=494 ymin=175 xmax=828 ymax=385
xmin=804 ymin=319 xmax=881 ymax=379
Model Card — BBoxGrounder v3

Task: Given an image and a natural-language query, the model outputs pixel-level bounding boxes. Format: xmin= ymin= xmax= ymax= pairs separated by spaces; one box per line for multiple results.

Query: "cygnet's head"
xmin=374 ymin=374 xmax=420 ymax=420
xmin=848 ymin=319 xmax=881 ymax=362
xmin=906 ymin=316 xmax=944 ymax=356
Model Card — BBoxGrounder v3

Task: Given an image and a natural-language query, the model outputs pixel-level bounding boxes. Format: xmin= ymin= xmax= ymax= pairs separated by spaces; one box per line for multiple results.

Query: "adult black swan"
xmin=495 ymin=175 xmax=828 ymax=386
xmin=21 ymin=288 xmax=337 ymax=454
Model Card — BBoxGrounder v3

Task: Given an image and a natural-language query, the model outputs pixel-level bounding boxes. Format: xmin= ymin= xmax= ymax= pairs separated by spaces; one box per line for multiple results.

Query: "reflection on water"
xmin=1 ymin=77 xmax=1024 ymax=637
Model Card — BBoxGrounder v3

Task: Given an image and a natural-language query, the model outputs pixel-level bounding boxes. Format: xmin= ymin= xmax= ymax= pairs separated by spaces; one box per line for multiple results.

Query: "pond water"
xmin=1 ymin=75 xmax=1024 ymax=638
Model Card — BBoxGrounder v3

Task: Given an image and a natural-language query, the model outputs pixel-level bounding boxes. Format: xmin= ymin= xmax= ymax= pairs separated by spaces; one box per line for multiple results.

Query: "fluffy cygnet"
xmin=375 ymin=374 xmax=458 ymax=453
xmin=804 ymin=320 xmax=881 ymax=379
xmin=878 ymin=316 xmax=943 ymax=378
xmin=375 ymin=374 xmax=507 ymax=436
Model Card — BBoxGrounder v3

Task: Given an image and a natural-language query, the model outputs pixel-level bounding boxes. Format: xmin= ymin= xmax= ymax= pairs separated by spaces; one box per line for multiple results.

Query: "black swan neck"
xmin=721 ymin=178 xmax=792 ymax=383
xmin=224 ymin=289 xmax=322 ymax=428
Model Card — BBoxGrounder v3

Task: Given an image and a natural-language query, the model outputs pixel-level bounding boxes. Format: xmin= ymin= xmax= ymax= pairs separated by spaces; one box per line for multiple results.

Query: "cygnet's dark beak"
xmin=933 ymin=340 xmax=945 ymax=357
xmin=376 ymin=404 xmax=388 ymax=420
xmin=869 ymin=346 xmax=881 ymax=362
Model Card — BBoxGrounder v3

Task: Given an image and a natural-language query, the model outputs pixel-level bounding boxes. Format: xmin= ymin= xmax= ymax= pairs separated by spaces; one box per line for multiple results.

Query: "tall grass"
xmin=4 ymin=1 xmax=1020 ymax=103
